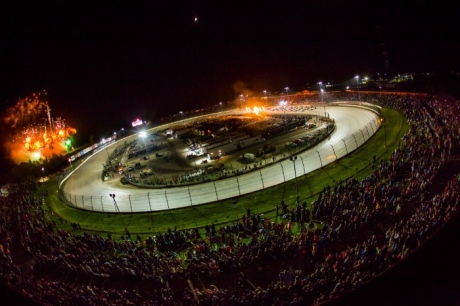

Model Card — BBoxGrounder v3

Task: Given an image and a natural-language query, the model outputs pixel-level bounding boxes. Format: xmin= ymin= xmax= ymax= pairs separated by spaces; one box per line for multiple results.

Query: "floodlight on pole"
xmin=321 ymin=89 xmax=326 ymax=117
xmin=284 ymin=87 xmax=289 ymax=104
xmin=139 ymin=131 xmax=150 ymax=160
xmin=355 ymin=75 xmax=360 ymax=101
xmin=318 ymin=82 xmax=326 ymax=118
xmin=110 ymin=193 xmax=128 ymax=232
xmin=290 ymin=155 xmax=298 ymax=198
xmin=279 ymin=100 xmax=288 ymax=132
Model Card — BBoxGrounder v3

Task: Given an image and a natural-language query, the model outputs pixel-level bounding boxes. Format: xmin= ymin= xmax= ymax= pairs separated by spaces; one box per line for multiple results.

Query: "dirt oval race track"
xmin=60 ymin=105 xmax=380 ymax=212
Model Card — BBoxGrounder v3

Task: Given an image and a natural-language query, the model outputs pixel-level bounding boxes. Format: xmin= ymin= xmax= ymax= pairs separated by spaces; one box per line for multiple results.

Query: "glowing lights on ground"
xmin=1 ymin=92 xmax=77 ymax=162
xmin=32 ymin=152 xmax=41 ymax=160
xmin=23 ymin=126 xmax=76 ymax=152
xmin=1 ymin=90 xmax=77 ymax=163
xmin=245 ymin=106 xmax=266 ymax=115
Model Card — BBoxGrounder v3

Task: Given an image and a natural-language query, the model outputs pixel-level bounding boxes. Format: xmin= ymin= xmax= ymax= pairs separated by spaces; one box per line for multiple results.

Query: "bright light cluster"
xmin=245 ymin=106 xmax=266 ymax=115
xmin=23 ymin=123 xmax=76 ymax=152
xmin=2 ymin=91 xmax=77 ymax=162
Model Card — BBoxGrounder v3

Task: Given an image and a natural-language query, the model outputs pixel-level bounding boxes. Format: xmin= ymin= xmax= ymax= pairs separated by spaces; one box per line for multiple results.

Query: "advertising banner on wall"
xmin=68 ymin=135 xmax=117 ymax=162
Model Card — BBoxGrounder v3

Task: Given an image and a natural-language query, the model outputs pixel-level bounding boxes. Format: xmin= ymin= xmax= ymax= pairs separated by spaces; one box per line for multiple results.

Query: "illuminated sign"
xmin=132 ymin=119 xmax=143 ymax=127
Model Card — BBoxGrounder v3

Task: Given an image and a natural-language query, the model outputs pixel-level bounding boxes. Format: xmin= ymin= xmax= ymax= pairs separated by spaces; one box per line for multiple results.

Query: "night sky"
xmin=1 ymin=0 xmax=459 ymax=144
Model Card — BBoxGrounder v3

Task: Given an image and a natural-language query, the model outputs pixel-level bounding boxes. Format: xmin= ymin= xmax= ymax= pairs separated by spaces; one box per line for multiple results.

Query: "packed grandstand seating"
xmin=1 ymin=92 xmax=459 ymax=305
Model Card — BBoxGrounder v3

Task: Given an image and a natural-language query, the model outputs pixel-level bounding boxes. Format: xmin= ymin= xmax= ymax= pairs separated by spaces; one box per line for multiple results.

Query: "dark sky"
xmin=1 ymin=0 xmax=459 ymax=144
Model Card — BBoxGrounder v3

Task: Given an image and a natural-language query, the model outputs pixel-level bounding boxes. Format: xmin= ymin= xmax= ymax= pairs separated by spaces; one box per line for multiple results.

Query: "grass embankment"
xmin=42 ymin=108 xmax=408 ymax=238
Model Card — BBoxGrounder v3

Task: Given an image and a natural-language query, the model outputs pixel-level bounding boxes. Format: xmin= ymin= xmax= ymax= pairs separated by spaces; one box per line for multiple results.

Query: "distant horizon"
xmin=2 ymin=71 xmax=458 ymax=162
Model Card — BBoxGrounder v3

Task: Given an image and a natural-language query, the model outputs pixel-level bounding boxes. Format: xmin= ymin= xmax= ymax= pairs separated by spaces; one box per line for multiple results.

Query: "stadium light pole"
xmin=263 ymin=90 xmax=268 ymax=105
xmin=285 ymin=86 xmax=290 ymax=129
xmin=321 ymin=89 xmax=326 ymax=118
xmin=355 ymin=75 xmax=360 ymax=101
xmin=317 ymin=82 xmax=326 ymax=118
xmin=317 ymin=81 xmax=323 ymax=93
xmin=109 ymin=193 xmax=128 ymax=233
xmin=284 ymin=87 xmax=289 ymax=104
xmin=139 ymin=131 xmax=150 ymax=160
xmin=280 ymin=100 xmax=288 ymax=133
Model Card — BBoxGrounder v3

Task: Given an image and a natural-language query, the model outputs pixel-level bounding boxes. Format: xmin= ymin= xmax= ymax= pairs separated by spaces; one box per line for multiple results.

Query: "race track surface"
xmin=60 ymin=105 xmax=380 ymax=212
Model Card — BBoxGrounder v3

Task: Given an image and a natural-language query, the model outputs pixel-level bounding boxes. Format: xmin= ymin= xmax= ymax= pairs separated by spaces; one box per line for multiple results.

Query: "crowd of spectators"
xmin=1 ymin=92 xmax=459 ymax=305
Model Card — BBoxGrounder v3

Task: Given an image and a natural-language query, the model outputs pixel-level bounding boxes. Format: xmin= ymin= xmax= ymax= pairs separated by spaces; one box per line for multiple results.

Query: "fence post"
xmin=188 ymin=186 xmax=193 ymax=206
xmin=279 ymin=163 xmax=286 ymax=182
xmin=360 ymin=129 xmax=366 ymax=141
xmin=352 ymin=134 xmax=359 ymax=149
xmin=299 ymin=156 xmax=306 ymax=174
xmin=165 ymin=190 xmax=171 ymax=210
xmin=316 ymin=150 xmax=322 ymax=167
xmin=331 ymin=144 xmax=337 ymax=160
xmin=342 ymin=139 xmax=349 ymax=154
xmin=101 ymin=196 xmax=104 ymax=212
xmin=91 ymin=196 xmax=94 ymax=210
xmin=213 ymin=182 xmax=219 ymax=200
xmin=369 ymin=122 xmax=375 ymax=133
xmin=236 ymin=177 xmax=241 ymax=195
xmin=373 ymin=119 xmax=379 ymax=130
xmin=82 ymin=195 xmax=84 ymax=208
xmin=365 ymin=126 xmax=370 ymax=137
xmin=129 ymin=195 xmax=132 ymax=212
xmin=259 ymin=170 xmax=265 ymax=189
xmin=148 ymin=192 xmax=152 ymax=211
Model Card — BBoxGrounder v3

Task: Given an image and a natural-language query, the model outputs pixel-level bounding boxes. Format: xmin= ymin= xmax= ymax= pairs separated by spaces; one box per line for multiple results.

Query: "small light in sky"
xmin=194 ymin=17 xmax=198 ymax=22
